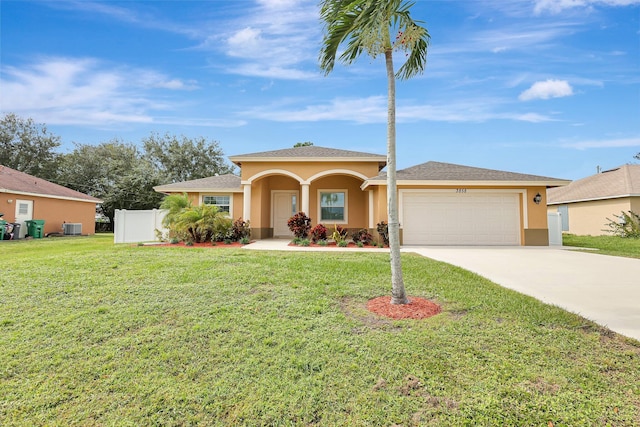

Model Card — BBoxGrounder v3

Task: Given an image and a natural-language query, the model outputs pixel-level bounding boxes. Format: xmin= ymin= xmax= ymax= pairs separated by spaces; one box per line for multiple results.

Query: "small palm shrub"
xmin=310 ymin=224 xmax=328 ymax=243
xmin=160 ymin=193 xmax=192 ymax=241
xmin=287 ymin=212 xmax=312 ymax=239
xmin=212 ymin=215 xmax=233 ymax=242
xmin=352 ymin=228 xmax=373 ymax=245
xmin=605 ymin=211 xmax=640 ymax=238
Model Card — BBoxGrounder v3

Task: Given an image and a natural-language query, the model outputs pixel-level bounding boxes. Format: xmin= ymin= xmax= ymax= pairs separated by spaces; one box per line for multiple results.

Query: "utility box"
xmin=25 ymin=220 xmax=45 ymax=239
xmin=63 ymin=223 xmax=82 ymax=235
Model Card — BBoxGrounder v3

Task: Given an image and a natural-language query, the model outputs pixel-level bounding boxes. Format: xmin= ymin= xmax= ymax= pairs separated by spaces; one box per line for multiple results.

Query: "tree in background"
xmin=143 ymin=132 xmax=234 ymax=184
xmin=0 ymin=113 xmax=60 ymax=180
xmin=293 ymin=141 xmax=314 ymax=147
xmin=635 ymin=153 xmax=639 ymax=161
xmin=57 ymin=140 xmax=164 ymax=227
xmin=319 ymin=0 xmax=430 ymax=304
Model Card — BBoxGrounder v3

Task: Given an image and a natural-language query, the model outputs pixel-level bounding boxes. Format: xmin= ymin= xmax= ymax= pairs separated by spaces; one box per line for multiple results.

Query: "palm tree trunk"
xmin=385 ymin=48 xmax=408 ymax=305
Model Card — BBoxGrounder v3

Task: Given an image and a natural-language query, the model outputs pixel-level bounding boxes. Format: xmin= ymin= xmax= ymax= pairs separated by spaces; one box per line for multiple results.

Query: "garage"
xmin=401 ymin=191 xmax=521 ymax=245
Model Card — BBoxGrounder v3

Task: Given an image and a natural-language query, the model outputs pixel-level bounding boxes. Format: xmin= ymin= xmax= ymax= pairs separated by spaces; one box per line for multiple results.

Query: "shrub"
xmin=352 ymin=228 xmax=373 ymax=245
xmin=310 ymin=224 xmax=328 ymax=242
xmin=331 ymin=224 xmax=348 ymax=244
xmin=240 ymin=236 xmax=250 ymax=245
xmin=337 ymin=240 xmax=348 ymax=247
xmin=175 ymin=204 xmax=230 ymax=243
xmin=376 ymin=221 xmax=389 ymax=246
xmin=231 ymin=218 xmax=251 ymax=241
xmin=212 ymin=215 xmax=233 ymax=242
xmin=299 ymin=238 xmax=311 ymax=247
xmin=604 ymin=211 xmax=640 ymax=238
xmin=317 ymin=239 xmax=328 ymax=246
xmin=287 ymin=212 xmax=312 ymax=239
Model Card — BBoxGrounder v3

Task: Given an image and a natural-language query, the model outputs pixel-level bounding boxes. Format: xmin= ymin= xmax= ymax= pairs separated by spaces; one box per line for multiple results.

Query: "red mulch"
xmin=288 ymin=242 xmax=386 ymax=248
xmin=151 ymin=241 xmax=247 ymax=248
xmin=367 ymin=296 xmax=441 ymax=320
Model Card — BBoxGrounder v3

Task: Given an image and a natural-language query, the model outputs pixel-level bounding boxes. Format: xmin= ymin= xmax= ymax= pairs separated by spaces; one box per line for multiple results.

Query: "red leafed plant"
xmin=287 ymin=212 xmax=312 ymax=239
xmin=310 ymin=223 xmax=328 ymax=243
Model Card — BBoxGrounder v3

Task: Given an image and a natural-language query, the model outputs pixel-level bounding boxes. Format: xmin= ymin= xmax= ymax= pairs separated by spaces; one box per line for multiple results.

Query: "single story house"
xmin=547 ymin=164 xmax=640 ymax=236
xmin=0 ymin=165 xmax=102 ymax=238
xmin=154 ymin=146 xmax=570 ymax=246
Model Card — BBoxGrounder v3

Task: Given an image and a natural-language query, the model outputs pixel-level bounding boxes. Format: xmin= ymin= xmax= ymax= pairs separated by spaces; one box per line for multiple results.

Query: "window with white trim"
xmin=203 ymin=195 xmax=231 ymax=214
xmin=319 ymin=190 xmax=347 ymax=223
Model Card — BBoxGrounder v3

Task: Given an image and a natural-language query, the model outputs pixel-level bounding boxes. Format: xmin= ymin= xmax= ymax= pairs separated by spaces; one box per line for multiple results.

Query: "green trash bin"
xmin=0 ymin=219 xmax=6 ymax=241
xmin=25 ymin=219 xmax=45 ymax=239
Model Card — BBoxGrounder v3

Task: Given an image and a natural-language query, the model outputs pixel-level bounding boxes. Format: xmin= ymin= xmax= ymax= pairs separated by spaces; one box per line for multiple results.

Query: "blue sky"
xmin=1 ymin=0 xmax=639 ymax=180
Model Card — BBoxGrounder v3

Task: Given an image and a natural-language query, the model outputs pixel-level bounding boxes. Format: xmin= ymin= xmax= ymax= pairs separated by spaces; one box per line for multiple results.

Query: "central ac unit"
xmin=63 ymin=223 xmax=82 ymax=235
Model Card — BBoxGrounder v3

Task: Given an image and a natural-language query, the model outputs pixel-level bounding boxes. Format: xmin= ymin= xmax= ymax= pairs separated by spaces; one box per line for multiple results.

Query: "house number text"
xmin=456 ymin=189 xmax=467 ymax=193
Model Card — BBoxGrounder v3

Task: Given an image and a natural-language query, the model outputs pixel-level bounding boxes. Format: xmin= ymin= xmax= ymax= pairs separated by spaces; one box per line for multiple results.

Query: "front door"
xmin=272 ymin=191 xmax=298 ymax=237
xmin=14 ymin=199 xmax=33 ymax=239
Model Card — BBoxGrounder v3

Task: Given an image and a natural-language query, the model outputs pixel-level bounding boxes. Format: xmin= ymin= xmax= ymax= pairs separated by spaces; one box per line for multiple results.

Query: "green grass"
xmin=563 ymin=234 xmax=640 ymax=259
xmin=1 ymin=235 xmax=639 ymax=426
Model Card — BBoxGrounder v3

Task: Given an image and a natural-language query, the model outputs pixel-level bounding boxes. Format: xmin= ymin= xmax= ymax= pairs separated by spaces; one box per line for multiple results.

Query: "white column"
xmin=242 ymin=184 xmax=252 ymax=222
xmin=301 ymin=183 xmax=310 ymax=215
xmin=368 ymin=190 xmax=374 ymax=229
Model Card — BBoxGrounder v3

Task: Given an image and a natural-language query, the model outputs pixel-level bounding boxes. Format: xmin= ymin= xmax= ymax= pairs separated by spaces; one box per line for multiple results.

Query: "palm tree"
xmin=160 ymin=193 xmax=192 ymax=238
xmin=319 ymin=0 xmax=430 ymax=304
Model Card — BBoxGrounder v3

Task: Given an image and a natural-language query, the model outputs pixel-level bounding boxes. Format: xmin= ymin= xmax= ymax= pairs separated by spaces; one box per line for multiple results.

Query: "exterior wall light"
xmin=533 ymin=193 xmax=542 ymax=205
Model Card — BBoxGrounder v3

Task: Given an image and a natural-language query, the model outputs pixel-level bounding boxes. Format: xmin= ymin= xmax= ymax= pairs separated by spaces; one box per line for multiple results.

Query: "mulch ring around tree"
xmin=367 ymin=296 xmax=441 ymax=320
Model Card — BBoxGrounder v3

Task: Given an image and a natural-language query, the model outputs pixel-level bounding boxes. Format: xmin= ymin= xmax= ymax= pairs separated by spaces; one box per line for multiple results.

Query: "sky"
xmin=1 ymin=0 xmax=639 ymax=180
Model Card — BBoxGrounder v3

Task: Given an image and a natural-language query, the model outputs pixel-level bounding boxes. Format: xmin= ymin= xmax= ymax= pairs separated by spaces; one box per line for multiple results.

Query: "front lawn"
xmin=1 ymin=235 xmax=639 ymax=426
xmin=563 ymin=234 xmax=640 ymax=259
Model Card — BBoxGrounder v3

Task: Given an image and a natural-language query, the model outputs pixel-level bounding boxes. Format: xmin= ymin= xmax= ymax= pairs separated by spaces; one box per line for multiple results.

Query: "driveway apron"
xmin=403 ymin=246 xmax=640 ymax=342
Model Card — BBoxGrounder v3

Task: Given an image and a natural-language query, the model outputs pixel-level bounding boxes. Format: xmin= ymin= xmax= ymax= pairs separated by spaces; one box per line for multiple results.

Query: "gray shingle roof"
xmin=0 ymin=165 xmax=102 ymax=203
xmin=369 ymin=161 xmax=569 ymax=184
xmin=229 ymin=145 xmax=386 ymax=168
xmin=548 ymin=164 xmax=640 ymax=204
xmin=154 ymin=174 xmax=242 ymax=192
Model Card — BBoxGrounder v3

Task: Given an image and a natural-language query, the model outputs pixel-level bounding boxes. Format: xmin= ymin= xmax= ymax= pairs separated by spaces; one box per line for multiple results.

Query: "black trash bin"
xmin=11 ymin=223 xmax=21 ymax=239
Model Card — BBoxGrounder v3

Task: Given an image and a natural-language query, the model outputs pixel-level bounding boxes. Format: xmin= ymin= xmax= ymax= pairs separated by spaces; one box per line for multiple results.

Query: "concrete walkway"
xmin=405 ymin=246 xmax=640 ymax=341
xmin=245 ymin=240 xmax=640 ymax=341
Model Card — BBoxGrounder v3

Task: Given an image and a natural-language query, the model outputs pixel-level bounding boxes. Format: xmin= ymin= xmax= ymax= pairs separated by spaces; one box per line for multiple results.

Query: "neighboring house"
xmin=547 ymin=164 xmax=640 ymax=236
xmin=154 ymin=146 xmax=569 ymax=246
xmin=0 ymin=165 xmax=102 ymax=238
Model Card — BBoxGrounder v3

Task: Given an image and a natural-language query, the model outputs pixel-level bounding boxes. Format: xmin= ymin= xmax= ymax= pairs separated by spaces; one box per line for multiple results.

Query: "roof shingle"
xmin=0 ymin=165 xmax=101 ymax=202
xmin=547 ymin=164 xmax=640 ymax=204
xmin=229 ymin=145 xmax=386 ymax=166
xmin=370 ymin=161 xmax=568 ymax=183
xmin=154 ymin=174 xmax=242 ymax=192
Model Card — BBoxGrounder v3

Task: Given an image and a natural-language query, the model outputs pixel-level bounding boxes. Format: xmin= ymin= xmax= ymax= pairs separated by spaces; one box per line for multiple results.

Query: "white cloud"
xmin=215 ymin=0 xmax=320 ymax=79
xmin=561 ymin=136 xmax=640 ymax=149
xmin=242 ymin=96 xmax=557 ymax=124
xmin=519 ymin=79 xmax=574 ymax=101
xmin=0 ymin=57 xmax=209 ymax=126
xmin=534 ymin=0 xmax=640 ymax=14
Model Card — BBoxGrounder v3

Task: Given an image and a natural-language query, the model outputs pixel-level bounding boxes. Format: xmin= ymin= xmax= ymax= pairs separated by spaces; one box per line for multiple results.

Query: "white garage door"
xmin=402 ymin=192 xmax=521 ymax=245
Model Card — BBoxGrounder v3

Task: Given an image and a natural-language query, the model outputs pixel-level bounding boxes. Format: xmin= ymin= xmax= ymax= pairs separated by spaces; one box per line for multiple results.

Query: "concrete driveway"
xmin=404 ymin=246 xmax=640 ymax=341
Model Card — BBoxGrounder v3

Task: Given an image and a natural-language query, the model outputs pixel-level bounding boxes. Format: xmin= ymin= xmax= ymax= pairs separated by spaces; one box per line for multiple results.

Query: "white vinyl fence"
xmin=114 ymin=209 xmax=167 ymax=244
xmin=547 ymin=212 xmax=563 ymax=246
